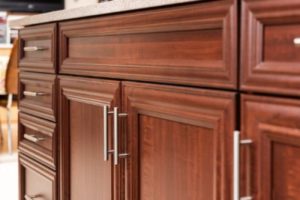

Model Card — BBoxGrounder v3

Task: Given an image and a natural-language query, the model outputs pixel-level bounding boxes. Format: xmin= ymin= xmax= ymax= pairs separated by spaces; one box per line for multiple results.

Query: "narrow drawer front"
xmin=241 ymin=0 xmax=300 ymax=96
xmin=20 ymin=154 xmax=56 ymax=200
xmin=60 ymin=1 xmax=237 ymax=89
xmin=19 ymin=72 xmax=56 ymax=122
xmin=19 ymin=113 xmax=56 ymax=169
xmin=19 ymin=23 xmax=57 ymax=73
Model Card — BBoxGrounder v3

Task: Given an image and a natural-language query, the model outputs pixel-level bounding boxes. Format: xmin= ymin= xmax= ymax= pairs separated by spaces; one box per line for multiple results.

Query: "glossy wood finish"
xmin=59 ymin=76 xmax=121 ymax=200
xmin=19 ymin=154 xmax=57 ymax=200
xmin=19 ymin=23 xmax=57 ymax=73
xmin=241 ymin=0 xmax=300 ymax=96
xmin=19 ymin=112 xmax=57 ymax=170
xmin=123 ymin=82 xmax=236 ymax=200
xmin=241 ymin=94 xmax=300 ymax=199
xmin=19 ymin=72 xmax=57 ymax=122
xmin=59 ymin=0 xmax=237 ymax=89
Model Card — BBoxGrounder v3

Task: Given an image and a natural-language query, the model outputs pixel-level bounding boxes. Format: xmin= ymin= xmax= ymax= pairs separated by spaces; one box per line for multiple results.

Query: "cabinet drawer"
xmin=19 ymin=23 xmax=57 ymax=73
xmin=19 ymin=113 xmax=57 ymax=170
xmin=19 ymin=154 xmax=57 ymax=200
xmin=19 ymin=72 xmax=57 ymax=122
xmin=241 ymin=0 xmax=300 ymax=96
xmin=60 ymin=1 xmax=237 ymax=89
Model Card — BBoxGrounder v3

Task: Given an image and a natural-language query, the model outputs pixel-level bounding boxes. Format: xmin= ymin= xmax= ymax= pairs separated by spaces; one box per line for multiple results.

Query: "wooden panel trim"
xmin=59 ymin=0 xmax=237 ymax=89
xmin=19 ymin=112 xmax=57 ymax=170
xmin=19 ymin=154 xmax=57 ymax=200
xmin=241 ymin=0 xmax=300 ymax=96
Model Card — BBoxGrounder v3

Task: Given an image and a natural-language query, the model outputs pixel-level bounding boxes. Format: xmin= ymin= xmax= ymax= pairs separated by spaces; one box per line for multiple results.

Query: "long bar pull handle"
xmin=24 ymin=134 xmax=45 ymax=143
xmin=113 ymin=107 xmax=128 ymax=165
xmin=233 ymin=131 xmax=253 ymax=200
xmin=24 ymin=46 xmax=48 ymax=52
xmin=103 ymin=105 xmax=109 ymax=161
xmin=23 ymin=91 xmax=48 ymax=97
xmin=24 ymin=195 xmax=38 ymax=200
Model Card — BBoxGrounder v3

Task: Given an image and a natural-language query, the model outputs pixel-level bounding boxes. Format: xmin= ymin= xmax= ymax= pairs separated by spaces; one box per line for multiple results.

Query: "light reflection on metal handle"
xmin=24 ymin=195 xmax=38 ymax=200
xmin=24 ymin=46 xmax=48 ymax=52
xmin=24 ymin=134 xmax=45 ymax=143
xmin=233 ymin=131 xmax=253 ymax=200
xmin=23 ymin=91 xmax=48 ymax=97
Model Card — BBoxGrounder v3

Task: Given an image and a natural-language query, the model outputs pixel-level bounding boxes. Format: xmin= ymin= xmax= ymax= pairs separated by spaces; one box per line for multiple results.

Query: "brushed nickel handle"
xmin=233 ymin=131 xmax=253 ymax=200
xmin=113 ymin=107 xmax=128 ymax=165
xmin=24 ymin=46 xmax=48 ymax=52
xmin=103 ymin=105 xmax=114 ymax=161
xmin=24 ymin=134 xmax=45 ymax=143
xmin=24 ymin=194 xmax=38 ymax=200
xmin=23 ymin=91 xmax=48 ymax=97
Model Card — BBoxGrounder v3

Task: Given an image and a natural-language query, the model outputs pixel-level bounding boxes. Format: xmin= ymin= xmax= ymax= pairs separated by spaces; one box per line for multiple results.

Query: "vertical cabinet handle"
xmin=103 ymin=105 xmax=128 ymax=165
xmin=113 ymin=107 xmax=128 ymax=165
xmin=233 ymin=131 xmax=253 ymax=200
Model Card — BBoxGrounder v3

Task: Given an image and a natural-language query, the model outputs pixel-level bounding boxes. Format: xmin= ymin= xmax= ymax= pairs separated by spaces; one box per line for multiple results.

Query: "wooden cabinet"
xmin=123 ymin=82 xmax=236 ymax=200
xmin=59 ymin=76 xmax=121 ymax=200
xmin=16 ymin=0 xmax=300 ymax=200
xmin=241 ymin=95 xmax=300 ymax=199
xmin=241 ymin=0 xmax=300 ymax=96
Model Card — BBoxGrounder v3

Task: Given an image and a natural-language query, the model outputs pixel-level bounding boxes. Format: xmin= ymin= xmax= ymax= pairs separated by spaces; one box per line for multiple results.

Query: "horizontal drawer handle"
xmin=24 ymin=134 xmax=45 ymax=143
xmin=23 ymin=91 xmax=48 ymax=97
xmin=24 ymin=46 xmax=48 ymax=52
xmin=294 ymin=38 xmax=300 ymax=45
xmin=24 ymin=195 xmax=39 ymax=200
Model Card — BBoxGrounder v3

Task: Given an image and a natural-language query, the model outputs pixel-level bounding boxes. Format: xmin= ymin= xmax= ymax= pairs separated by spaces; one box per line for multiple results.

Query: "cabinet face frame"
xmin=241 ymin=94 xmax=300 ymax=199
xmin=59 ymin=0 xmax=237 ymax=89
xmin=241 ymin=0 xmax=300 ymax=96
xmin=58 ymin=76 xmax=122 ymax=200
xmin=122 ymin=82 xmax=236 ymax=200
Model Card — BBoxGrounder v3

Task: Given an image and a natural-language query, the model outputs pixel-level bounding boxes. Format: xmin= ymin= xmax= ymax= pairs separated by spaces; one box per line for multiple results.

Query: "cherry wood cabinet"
xmin=58 ymin=76 xmax=121 ymax=200
xmin=123 ymin=82 xmax=236 ymax=200
xmin=241 ymin=95 xmax=300 ymax=200
xmin=17 ymin=0 xmax=300 ymax=200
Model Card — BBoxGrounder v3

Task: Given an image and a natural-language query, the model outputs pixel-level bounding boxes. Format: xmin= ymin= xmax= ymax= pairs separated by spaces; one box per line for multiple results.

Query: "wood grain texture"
xmin=241 ymin=94 xmax=300 ymax=200
xmin=19 ymin=72 xmax=57 ymax=122
xmin=123 ymin=82 xmax=236 ymax=200
xmin=241 ymin=0 xmax=300 ymax=96
xmin=19 ymin=112 xmax=57 ymax=170
xmin=19 ymin=154 xmax=57 ymax=200
xmin=58 ymin=76 xmax=121 ymax=200
xmin=59 ymin=0 xmax=237 ymax=89
xmin=19 ymin=23 xmax=57 ymax=73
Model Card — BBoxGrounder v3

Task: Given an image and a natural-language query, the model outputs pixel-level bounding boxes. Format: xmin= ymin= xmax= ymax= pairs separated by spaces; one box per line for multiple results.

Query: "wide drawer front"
xmin=19 ymin=113 xmax=57 ymax=170
xmin=19 ymin=72 xmax=57 ymax=122
xmin=59 ymin=1 xmax=237 ymax=89
xmin=19 ymin=23 xmax=57 ymax=73
xmin=241 ymin=0 xmax=300 ymax=96
xmin=19 ymin=154 xmax=57 ymax=200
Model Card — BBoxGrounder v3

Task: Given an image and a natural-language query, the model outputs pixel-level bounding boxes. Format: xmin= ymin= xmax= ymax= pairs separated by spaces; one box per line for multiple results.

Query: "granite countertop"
xmin=10 ymin=0 xmax=200 ymax=28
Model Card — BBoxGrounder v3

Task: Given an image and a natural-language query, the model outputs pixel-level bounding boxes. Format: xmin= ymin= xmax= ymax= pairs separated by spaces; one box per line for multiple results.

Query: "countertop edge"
xmin=10 ymin=0 xmax=200 ymax=28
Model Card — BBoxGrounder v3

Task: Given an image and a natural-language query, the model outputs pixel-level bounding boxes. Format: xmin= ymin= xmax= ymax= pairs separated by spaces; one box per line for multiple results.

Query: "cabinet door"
xmin=241 ymin=95 xmax=300 ymax=199
xmin=123 ymin=82 xmax=236 ymax=200
xmin=59 ymin=76 xmax=121 ymax=200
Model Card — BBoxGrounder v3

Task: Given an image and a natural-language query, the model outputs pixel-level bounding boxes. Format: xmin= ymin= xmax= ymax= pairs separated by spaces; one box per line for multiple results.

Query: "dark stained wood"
xmin=19 ymin=112 xmax=57 ymax=170
xmin=59 ymin=76 xmax=121 ymax=200
xmin=59 ymin=0 xmax=237 ymax=89
xmin=123 ymin=82 xmax=236 ymax=200
xmin=241 ymin=0 xmax=300 ymax=96
xmin=19 ymin=72 xmax=57 ymax=122
xmin=241 ymin=94 xmax=300 ymax=199
xmin=19 ymin=154 xmax=57 ymax=200
xmin=19 ymin=23 xmax=57 ymax=73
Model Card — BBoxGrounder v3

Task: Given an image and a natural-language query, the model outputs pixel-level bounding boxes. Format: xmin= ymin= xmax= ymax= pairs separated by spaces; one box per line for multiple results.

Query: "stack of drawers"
xmin=18 ymin=23 xmax=57 ymax=200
